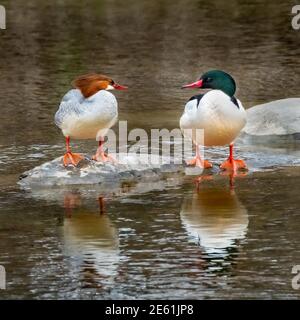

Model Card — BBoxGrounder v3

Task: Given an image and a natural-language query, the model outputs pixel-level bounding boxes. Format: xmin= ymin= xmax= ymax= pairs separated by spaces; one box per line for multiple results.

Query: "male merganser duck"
xmin=180 ymin=70 xmax=247 ymax=171
xmin=55 ymin=74 xmax=127 ymax=167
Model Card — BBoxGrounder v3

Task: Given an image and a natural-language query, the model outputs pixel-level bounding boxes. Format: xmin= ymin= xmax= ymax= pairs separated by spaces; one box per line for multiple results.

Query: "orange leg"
xmin=92 ymin=138 xmax=116 ymax=163
xmin=63 ymin=136 xmax=84 ymax=167
xmin=220 ymin=143 xmax=247 ymax=172
xmin=186 ymin=144 xmax=212 ymax=169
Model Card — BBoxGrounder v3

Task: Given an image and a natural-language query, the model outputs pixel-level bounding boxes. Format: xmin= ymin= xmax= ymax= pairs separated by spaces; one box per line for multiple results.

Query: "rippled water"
xmin=0 ymin=0 xmax=300 ymax=299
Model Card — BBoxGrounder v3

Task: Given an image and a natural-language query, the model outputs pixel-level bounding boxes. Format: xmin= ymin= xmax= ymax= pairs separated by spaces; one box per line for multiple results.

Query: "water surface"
xmin=0 ymin=0 xmax=300 ymax=299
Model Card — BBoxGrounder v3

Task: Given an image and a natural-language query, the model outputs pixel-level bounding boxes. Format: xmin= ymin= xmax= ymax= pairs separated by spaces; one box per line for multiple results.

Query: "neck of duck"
xmin=217 ymin=77 xmax=236 ymax=97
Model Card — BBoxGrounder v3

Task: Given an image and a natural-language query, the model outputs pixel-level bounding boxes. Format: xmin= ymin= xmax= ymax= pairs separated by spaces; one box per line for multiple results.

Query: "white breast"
xmin=55 ymin=89 xmax=118 ymax=140
xmin=180 ymin=90 xmax=247 ymax=146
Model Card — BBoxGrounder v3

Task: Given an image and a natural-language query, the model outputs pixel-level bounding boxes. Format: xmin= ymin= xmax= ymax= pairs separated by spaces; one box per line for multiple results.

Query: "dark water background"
xmin=0 ymin=0 xmax=300 ymax=299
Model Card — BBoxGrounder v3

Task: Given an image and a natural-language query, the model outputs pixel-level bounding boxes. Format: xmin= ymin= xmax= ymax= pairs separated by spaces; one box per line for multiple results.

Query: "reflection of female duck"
xmin=180 ymin=186 xmax=248 ymax=255
xmin=62 ymin=193 xmax=119 ymax=286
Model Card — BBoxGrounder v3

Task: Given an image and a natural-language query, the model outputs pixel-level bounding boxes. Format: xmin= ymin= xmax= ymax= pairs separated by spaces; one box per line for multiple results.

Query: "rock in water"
xmin=18 ymin=153 xmax=185 ymax=189
xmin=243 ymin=98 xmax=300 ymax=136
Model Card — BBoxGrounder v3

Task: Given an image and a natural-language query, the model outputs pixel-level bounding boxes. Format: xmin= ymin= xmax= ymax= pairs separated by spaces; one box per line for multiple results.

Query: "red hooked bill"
xmin=181 ymin=79 xmax=203 ymax=89
xmin=113 ymin=83 xmax=128 ymax=90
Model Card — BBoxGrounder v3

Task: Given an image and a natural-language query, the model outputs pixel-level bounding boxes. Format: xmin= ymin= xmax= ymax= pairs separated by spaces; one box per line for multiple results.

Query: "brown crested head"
xmin=72 ymin=73 xmax=127 ymax=98
xmin=72 ymin=74 xmax=113 ymax=98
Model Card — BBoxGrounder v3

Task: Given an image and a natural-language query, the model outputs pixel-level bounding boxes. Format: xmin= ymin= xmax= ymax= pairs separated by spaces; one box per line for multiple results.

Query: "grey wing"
xmin=54 ymin=89 xmax=84 ymax=128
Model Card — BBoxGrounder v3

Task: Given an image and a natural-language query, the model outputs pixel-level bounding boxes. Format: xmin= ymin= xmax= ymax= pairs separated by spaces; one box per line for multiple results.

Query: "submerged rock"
xmin=243 ymin=98 xmax=300 ymax=136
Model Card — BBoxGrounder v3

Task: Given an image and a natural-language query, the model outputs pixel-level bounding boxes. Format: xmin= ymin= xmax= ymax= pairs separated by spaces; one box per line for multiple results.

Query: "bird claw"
xmin=92 ymin=152 xmax=117 ymax=163
xmin=63 ymin=152 xmax=85 ymax=167
xmin=220 ymin=158 xmax=247 ymax=172
xmin=186 ymin=157 xmax=213 ymax=169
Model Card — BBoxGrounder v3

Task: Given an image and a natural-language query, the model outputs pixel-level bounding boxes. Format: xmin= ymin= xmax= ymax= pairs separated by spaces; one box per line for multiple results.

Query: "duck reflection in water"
xmin=62 ymin=192 xmax=119 ymax=289
xmin=180 ymin=175 xmax=249 ymax=257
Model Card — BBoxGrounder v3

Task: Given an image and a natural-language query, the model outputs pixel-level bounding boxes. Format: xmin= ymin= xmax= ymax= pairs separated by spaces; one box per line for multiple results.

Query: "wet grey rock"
xmin=18 ymin=153 xmax=185 ymax=189
xmin=243 ymin=98 xmax=300 ymax=136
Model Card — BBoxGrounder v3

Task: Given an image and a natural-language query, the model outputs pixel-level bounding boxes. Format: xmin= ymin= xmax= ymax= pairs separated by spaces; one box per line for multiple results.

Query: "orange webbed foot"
xmin=186 ymin=157 xmax=213 ymax=169
xmin=220 ymin=158 xmax=247 ymax=172
xmin=92 ymin=152 xmax=117 ymax=163
xmin=63 ymin=152 xmax=85 ymax=167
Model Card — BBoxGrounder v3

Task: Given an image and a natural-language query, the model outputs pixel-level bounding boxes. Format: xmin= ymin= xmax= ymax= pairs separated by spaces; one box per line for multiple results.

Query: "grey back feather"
xmin=54 ymin=89 xmax=84 ymax=128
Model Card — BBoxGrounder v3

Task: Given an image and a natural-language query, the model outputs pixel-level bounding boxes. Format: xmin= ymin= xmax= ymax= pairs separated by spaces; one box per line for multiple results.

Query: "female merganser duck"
xmin=55 ymin=74 xmax=127 ymax=167
xmin=180 ymin=70 xmax=247 ymax=171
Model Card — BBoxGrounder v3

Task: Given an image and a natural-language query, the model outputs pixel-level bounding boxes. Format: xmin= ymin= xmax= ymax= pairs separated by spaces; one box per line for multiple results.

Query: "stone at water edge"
xmin=243 ymin=98 xmax=300 ymax=136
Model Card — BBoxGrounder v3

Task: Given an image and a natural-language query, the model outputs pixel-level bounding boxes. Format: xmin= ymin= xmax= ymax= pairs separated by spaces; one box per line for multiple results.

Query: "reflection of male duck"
xmin=62 ymin=193 xmax=119 ymax=287
xmin=180 ymin=185 xmax=248 ymax=255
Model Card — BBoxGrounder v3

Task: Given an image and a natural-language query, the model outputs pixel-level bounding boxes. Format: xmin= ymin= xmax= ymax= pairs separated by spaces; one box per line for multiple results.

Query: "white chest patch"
xmin=180 ymin=90 xmax=247 ymax=146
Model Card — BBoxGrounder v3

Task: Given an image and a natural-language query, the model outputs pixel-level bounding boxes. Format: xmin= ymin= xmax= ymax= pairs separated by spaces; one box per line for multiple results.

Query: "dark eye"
xmin=110 ymin=80 xmax=115 ymax=85
xmin=205 ymin=77 xmax=213 ymax=82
